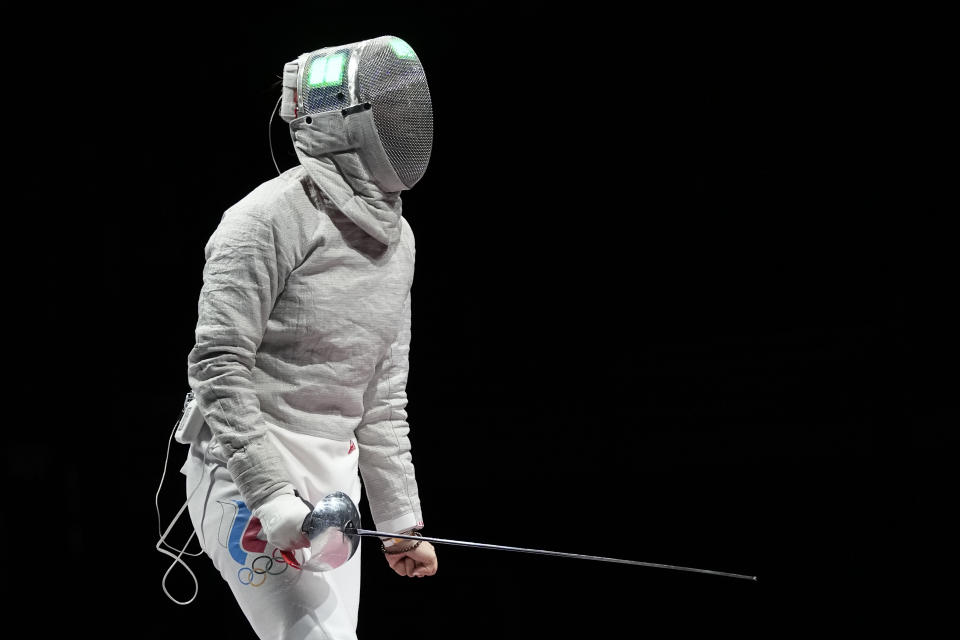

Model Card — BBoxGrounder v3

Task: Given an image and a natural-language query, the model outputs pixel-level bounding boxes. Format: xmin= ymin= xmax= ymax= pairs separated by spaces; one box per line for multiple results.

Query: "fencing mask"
xmin=280 ymin=36 xmax=433 ymax=192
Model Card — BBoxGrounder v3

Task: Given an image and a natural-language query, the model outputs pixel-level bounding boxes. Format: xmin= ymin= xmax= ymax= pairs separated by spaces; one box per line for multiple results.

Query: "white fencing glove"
xmin=252 ymin=491 xmax=312 ymax=551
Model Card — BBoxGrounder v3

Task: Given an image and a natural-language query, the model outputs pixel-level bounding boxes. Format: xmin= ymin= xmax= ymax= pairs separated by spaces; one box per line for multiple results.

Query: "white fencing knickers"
xmin=181 ymin=423 xmax=363 ymax=640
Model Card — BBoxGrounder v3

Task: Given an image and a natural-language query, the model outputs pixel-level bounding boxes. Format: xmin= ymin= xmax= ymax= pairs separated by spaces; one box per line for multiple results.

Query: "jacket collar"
xmin=289 ymin=110 xmax=402 ymax=245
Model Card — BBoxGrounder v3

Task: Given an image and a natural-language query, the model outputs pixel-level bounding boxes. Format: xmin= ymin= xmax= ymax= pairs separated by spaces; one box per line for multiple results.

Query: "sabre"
xmin=280 ymin=492 xmax=758 ymax=582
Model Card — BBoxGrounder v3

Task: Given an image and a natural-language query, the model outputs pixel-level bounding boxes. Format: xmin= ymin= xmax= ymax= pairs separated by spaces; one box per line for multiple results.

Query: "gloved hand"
xmin=252 ymin=491 xmax=312 ymax=551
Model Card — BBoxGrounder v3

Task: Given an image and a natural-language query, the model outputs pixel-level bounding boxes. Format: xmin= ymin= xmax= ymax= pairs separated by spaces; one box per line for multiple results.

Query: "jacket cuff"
xmin=376 ymin=511 xmax=424 ymax=540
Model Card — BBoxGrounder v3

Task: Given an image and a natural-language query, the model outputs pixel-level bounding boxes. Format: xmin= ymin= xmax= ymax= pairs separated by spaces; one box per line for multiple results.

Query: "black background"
xmin=7 ymin=5 xmax=952 ymax=638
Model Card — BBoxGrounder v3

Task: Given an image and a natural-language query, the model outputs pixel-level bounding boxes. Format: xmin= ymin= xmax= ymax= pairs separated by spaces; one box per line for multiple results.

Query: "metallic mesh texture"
xmin=355 ymin=36 xmax=433 ymax=188
xmin=299 ymin=36 xmax=433 ymax=189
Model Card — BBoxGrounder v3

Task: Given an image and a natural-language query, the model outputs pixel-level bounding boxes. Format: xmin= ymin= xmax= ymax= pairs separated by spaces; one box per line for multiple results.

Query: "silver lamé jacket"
xmin=187 ymin=112 xmax=423 ymax=533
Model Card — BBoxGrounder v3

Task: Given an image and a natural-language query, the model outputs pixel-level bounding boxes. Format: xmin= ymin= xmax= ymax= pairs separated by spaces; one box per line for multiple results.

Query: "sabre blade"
xmin=352 ymin=528 xmax=757 ymax=581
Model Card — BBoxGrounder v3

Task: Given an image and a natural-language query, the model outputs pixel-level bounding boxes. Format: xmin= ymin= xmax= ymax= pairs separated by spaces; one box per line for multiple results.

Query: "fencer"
xmin=179 ymin=36 xmax=438 ymax=640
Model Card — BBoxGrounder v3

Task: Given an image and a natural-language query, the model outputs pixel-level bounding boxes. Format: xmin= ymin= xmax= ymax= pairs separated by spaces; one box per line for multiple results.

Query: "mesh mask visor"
xmin=297 ymin=36 xmax=433 ymax=189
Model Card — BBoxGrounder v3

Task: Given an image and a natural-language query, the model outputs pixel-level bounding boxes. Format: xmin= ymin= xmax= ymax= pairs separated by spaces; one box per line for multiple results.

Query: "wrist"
xmin=380 ymin=526 xmax=419 ymax=549
xmin=382 ymin=530 xmax=423 ymax=554
xmin=381 ymin=527 xmax=418 ymax=548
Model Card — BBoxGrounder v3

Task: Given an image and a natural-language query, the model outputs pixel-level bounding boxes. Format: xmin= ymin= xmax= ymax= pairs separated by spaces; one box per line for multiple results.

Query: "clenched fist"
xmin=384 ymin=540 xmax=438 ymax=578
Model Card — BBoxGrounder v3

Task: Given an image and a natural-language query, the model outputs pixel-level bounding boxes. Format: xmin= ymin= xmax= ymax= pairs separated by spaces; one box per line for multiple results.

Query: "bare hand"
xmin=384 ymin=540 xmax=438 ymax=578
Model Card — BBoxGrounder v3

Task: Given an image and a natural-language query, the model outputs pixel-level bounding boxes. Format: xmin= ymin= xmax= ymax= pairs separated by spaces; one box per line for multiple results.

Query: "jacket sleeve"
xmin=187 ymin=208 xmax=296 ymax=511
xmin=355 ymin=290 xmax=424 ymax=533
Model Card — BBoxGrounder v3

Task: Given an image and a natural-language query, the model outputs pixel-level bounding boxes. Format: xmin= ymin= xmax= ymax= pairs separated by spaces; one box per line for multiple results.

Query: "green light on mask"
xmin=307 ymin=53 xmax=346 ymax=87
xmin=389 ymin=38 xmax=416 ymax=60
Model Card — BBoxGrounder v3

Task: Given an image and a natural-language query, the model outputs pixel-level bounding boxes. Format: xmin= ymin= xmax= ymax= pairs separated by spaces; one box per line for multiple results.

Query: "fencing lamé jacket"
xmin=187 ymin=111 xmax=422 ymax=534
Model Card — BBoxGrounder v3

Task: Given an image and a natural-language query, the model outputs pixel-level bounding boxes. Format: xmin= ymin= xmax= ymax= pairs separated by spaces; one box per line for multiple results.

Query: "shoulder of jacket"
xmin=220 ymin=168 xmax=321 ymax=235
xmin=226 ymin=168 xmax=300 ymax=215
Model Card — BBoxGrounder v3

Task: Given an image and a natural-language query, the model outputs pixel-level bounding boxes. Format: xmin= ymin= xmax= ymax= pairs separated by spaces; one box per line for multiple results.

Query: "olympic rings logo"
xmin=237 ymin=548 xmax=290 ymax=587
